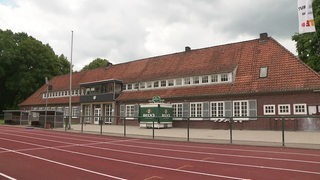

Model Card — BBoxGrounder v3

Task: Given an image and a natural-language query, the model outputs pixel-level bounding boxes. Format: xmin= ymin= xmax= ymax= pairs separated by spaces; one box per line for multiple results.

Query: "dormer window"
xmin=123 ymin=72 xmax=234 ymax=91
xmin=184 ymin=77 xmax=191 ymax=85
xmin=134 ymin=83 xmax=139 ymax=90
xmin=260 ymin=66 xmax=268 ymax=78
xmin=127 ymin=84 xmax=132 ymax=90
xmin=221 ymin=74 xmax=229 ymax=82
xmin=153 ymin=81 xmax=159 ymax=88
xmin=161 ymin=80 xmax=167 ymax=87
xmin=193 ymin=77 xmax=200 ymax=84
xmin=211 ymin=74 xmax=218 ymax=83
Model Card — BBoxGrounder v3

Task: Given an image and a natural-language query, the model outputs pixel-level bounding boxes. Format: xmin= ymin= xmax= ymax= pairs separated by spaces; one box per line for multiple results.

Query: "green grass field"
xmin=0 ymin=119 xmax=4 ymax=125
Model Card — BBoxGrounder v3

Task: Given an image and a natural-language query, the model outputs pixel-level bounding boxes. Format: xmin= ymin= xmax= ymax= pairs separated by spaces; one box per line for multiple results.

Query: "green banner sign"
xmin=139 ymin=104 xmax=173 ymax=123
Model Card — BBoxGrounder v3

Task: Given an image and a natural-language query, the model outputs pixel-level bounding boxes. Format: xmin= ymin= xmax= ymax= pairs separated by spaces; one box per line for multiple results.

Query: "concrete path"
xmin=61 ymin=124 xmax=320 ymax=149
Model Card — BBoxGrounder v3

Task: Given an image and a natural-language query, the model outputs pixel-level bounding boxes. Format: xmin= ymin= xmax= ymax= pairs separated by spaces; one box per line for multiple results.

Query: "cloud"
xmin=0 ymin=0 xmax=299 ymax=70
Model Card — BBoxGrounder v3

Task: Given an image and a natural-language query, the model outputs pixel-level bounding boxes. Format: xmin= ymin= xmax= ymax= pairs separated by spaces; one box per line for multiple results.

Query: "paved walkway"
xmin=60 ymin=124 xmax=320 ymax=149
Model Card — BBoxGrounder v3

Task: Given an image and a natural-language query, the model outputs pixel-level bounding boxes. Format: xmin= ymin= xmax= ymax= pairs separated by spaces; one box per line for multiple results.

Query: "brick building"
xmin=19 ymin=33 xmax=320 ymax=130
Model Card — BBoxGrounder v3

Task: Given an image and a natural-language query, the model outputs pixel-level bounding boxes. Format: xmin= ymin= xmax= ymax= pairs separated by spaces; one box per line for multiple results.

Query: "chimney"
xmin=259 ymin=33 xmax=268 ymax=40
xmin=185 ymin=46 xmax=191 ymax=52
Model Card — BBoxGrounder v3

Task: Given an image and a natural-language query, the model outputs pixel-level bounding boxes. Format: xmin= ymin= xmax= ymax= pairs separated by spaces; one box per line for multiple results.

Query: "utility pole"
xmin=68 ymin=30 xmax=74 ymax=130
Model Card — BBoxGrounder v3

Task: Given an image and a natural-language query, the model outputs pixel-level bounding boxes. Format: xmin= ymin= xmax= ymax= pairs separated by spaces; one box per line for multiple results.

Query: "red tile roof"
xmin=20 ymin=36 xmax=320 ymax=106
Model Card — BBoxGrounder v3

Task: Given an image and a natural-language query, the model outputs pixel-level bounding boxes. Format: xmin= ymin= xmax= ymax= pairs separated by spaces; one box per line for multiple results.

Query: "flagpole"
xmin=68 ymin=30 xmax=73 ymax=130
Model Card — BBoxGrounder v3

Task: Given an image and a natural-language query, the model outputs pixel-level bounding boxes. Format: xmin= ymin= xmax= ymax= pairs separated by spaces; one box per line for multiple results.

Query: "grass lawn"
xmin=0 ymin=119 xmax=4 ymax=125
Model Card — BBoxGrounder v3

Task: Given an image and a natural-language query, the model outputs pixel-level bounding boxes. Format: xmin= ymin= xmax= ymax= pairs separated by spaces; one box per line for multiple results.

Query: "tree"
xmin=81 ymin=58 xmax=112 ymax=71
xmin=0 ymin=29 xmax=70 ymax=112
xmin=292 ymin=0 xmax=320 ymax=72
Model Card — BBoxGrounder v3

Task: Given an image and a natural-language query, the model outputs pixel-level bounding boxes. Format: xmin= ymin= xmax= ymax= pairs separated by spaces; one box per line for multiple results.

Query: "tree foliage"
xmin=81 ymin=58 xmax=112 ymax=71
xmin=0 ymin=29 xmax=70 ymax=112
xmin=292 ymin=0 xmax=320 ymax=72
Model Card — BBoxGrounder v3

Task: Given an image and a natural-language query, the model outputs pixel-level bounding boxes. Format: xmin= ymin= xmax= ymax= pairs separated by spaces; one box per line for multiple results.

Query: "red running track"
xmin=0 ymin=125 xmax=320 ymax=180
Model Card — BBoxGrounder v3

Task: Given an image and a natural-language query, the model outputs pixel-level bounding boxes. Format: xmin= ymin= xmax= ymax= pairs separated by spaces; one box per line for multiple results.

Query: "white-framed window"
xmin=160 ymin=80 xmax=167 ymax=87
xmin=211 ymin=101 xmax=224 ymax=118
xmin=260 ymin=66 xmax=268 ymax=78
xmin=201 ymin=75 xmax=209 ymax=84
xmin=172 ymin=103 xmax=183 ymax=118
xmin=72 ymin=106 xmax=80 ymax=118
xmin=264 ymin=105 xmax=275 ymax=115
xmin=176 ymin=78 xmax=182 ymax=86
xmin=190 ymin=102 xmax=203 ymax=118
xmin=126 ymin=105 xmax=135 ymax=117
xmin=233 ymin=100 xmax=248 ymax=118
xmin=168 ymin=79 xmax=174 ymax=87
xmin=127 ymin=84 xmax=132 ymax=90
xmin=123 ymin=72 xmax=234 ymax=91
xmin=153 ymin=81 xmax=159 ymax=88
xmin=146 ymin=82 xmax=152 ymax=89
xmin=57 ymin=107 xmax=63 ymax=112
xmin=133 ymin=83 xmax=139 ymax=90
xmin=294 ymin=104 xmax=307 ymax=115
xmin=211 ymin=74 xmax=218 ymax=83
xmin=139 ymin=82 xmax=145 ymax=89
xmin=193 ymin=76 xmax=200 ymax=84
xmin=221 ymin=73 xmax=229 ymax=82
xmin=64 ymin=107 xmax=70 ymax=117
xmin=184 ymin=77 xmax=191 ymax=85
xmin=50 ymin=107 xmax=56 ymax=110
xmin=278 ymin=104 xmax=291 ymax=115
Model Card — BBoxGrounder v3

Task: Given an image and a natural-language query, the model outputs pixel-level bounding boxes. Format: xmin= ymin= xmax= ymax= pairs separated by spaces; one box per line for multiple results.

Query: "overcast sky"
xmin=0 ymin=0 xmax=299 ymax=71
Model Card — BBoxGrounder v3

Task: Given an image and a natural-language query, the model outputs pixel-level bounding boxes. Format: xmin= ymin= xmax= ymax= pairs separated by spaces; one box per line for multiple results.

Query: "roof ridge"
xmin=112 ymin=37 xmax=261 ymax=67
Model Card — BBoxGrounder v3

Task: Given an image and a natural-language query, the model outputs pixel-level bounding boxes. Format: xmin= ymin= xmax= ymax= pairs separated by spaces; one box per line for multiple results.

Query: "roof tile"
xmin=20 ymin=36 xmax=320 ymax=106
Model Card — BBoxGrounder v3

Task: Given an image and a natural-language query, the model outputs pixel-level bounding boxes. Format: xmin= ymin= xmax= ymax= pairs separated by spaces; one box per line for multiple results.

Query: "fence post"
xmin=123 ymin=117 xmax=126 ymax=137
xmin=229 ymin=117 xmax=233 ymax=144
xmin=282 ymin=117 xmax=285 ymax=147
xmin=187 ymin=117 xmax=190 ymax=142
xmin=65 ymin=117 xmax=67 ymax=131
xmin=152 ymin=118 xmax=155 ymax=139
xmin=81 ymin=116 xmax=84 ymax=133
xmin=100 ymin=116 xmax=103 ymax=135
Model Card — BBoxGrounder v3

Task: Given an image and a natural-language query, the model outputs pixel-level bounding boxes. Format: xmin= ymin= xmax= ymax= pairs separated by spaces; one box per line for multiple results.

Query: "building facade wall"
xmin=116 ymin=90 xmax=320 ymax=130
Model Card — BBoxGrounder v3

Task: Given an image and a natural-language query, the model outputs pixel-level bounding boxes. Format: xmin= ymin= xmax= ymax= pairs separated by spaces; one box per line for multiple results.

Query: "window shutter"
xmin=120 ymin=104 xmax=125 ymax=118
xmin=249 ymin=100 xmax=257 ymax=120
xmin=225 ymin=101 xmax=232 ymax=120
xmin=203 ymin=101 xmax=210 ymax=120
xmin=134 ymin=104 xmax=139 ymax=118
xmin=183 ymin=102 xmax=190 ymax=119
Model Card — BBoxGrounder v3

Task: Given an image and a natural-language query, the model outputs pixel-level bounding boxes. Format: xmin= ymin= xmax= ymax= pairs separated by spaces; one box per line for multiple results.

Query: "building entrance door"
xmin=83 ymin=105 xmax=91 ymax=124
xmin=104 ymin=104 xmax=112 ymax=124
xmin=94 ymin=107 xmax=101 ymax=125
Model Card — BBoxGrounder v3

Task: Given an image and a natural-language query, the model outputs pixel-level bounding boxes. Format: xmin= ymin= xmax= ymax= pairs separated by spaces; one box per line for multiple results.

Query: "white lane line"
xmin=84 ymin=142 xmax=320 ymax=176
xmin=130 ymin=140 xmax=320 ymax=157
xmin=1 ymin=137 xmax=246 ymax=180
xmin=2 ymin=135 xmax=320 ymax=178
xmin=0 ymin=128 xmax=136 ymax=145
xmin=2 ymin=127 xmax=320 ymax=158
xmin=0 ymin=137 xmax=138 ymax=154
xmin=1 ymin=130 xmax=320 ymax=174
xmin=3 ymin=135 xmax=320 ymax=176
xmin=105 ymin=140 xmax=320 ymax=164
xmin=2 ymin=129 xmax=319 ymax=166
xmin=0 ymin=172 xmax=17 ymax=180
xmin=0 ymin=146 xmax=126 ymax=180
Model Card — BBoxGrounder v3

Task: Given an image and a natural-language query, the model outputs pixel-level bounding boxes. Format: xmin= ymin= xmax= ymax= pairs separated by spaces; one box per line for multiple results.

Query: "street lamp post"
xmin=68 ymin=30 xmax=74 ymax=130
